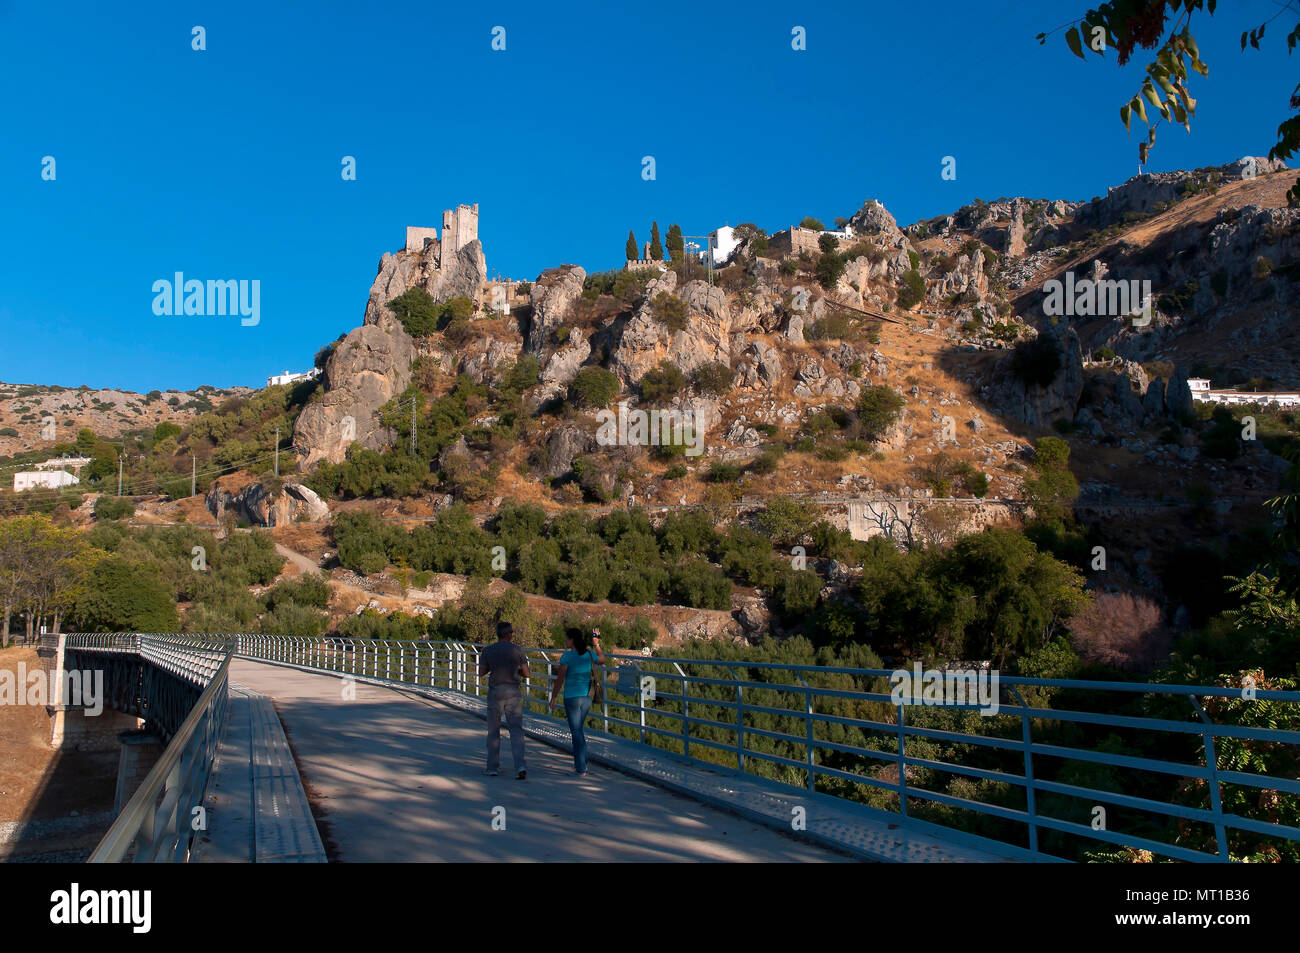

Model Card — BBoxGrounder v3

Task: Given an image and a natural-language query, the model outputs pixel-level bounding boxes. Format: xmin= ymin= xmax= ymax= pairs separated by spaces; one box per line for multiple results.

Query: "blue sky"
xmin=0 ymin=0 xmax=1291 ymax=392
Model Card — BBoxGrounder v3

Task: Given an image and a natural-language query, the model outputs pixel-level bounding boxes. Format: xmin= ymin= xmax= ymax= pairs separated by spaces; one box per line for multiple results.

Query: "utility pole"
xmin=410 ymin=396 xmax=417 ymax=455
xmin=274 ymin=428 xmax=280 ymax=476
xmin=191 ymin=453 xmax=196 ymax=497
xmin=684 ymin=235 xmax=713 ymax=285
xmin=117 ymin=451 xmax=124 ymax=497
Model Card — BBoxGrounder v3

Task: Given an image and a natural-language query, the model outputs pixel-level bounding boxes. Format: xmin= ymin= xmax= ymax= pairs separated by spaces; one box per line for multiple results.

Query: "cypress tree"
xmin=666 ymin=223 xmax=684 ymax=260
xmin=649 ymin=222 xmax=664 ymax=260
xmin=626 ymin=230 xmax=638 ymax=260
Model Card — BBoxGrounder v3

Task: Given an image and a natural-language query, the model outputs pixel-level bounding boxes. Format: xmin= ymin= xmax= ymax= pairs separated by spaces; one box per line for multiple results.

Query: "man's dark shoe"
xmin=515 ymin=769 xmax=527 ymax=780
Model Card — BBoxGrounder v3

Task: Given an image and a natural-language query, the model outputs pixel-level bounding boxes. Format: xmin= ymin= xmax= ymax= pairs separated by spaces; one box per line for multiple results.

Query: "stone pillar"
xmin=114 ymin=730 xmax=165 ymax=814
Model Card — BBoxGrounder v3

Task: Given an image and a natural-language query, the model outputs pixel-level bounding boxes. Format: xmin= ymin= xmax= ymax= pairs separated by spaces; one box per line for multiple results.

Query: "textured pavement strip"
xmin=230 ymin=658 xmax=1020 ymax=862
xmin=193 ymin=683 xmax=326 ymax=862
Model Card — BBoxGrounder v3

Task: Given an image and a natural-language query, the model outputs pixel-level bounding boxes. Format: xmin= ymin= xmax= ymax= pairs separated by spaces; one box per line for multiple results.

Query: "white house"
xmin=13 ymin=456 xmax=93 ymax=493
xmin=267 ymin=368 xmax=321 ymax=388
xmin=1189 ymin=377 xmax=1300 ymax=408
xmin=14 ymin=470 xmax=80 ymax=492
xmin=706 ymin=226 xmax=742 ymax=267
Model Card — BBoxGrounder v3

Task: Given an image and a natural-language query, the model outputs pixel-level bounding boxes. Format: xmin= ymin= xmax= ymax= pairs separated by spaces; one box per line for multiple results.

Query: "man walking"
xmin=478 ymin=621 xmax=530 ymax=779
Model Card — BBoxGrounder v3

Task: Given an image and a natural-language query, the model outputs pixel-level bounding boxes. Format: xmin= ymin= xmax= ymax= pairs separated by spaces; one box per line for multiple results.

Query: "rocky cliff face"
xmin=984 ymin=322 xmax=1086 ymax=429
xmin=206 ymin=476 xmax=330 ymax=527
xmin=526 ymin=265 xmax=586 ymax=356
xmin=294 ymin=232 xmax=488 ymax=467
xmin=294 ymin=319 xmax=415 ymax=467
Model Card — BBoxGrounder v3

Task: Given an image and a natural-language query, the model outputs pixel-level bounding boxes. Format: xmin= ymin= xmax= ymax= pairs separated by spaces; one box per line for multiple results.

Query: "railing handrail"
xmin=61 ymin=633 xmax=1300 ymax=863
xmin=73 ymin=637 xmax=235 ymax=862
xmin=219 ymin=634 xmax=1300 ymax=703
xmin=223 ymin=632 xmax=1300 ymax=863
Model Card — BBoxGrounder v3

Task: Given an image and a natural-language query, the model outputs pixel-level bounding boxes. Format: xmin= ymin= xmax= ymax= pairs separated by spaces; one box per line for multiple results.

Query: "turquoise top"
xmin=560 ymin=649 xmax=598 ymax=699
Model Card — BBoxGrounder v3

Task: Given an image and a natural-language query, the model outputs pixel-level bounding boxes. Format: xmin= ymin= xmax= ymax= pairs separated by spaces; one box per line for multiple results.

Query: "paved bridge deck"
xmin=225 ymin=659 xmax=848 ymax=862
xmin=221 ymin=659 xmax=1020 ymax=863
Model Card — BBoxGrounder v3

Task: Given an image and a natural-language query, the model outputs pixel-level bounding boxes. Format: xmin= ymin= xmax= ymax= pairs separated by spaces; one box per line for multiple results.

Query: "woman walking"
xmin=549 ymin=627 xmax=605 ymax=776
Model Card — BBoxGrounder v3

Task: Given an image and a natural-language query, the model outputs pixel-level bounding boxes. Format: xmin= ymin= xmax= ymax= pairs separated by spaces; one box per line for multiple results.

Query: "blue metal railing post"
xmin=896 ymin=702 xmax=908 ymax=819
xmin=736 ymin=680 xmax=746 ymax=773
xmin=1010 ymin=687 xmax=1039 ymax=854
xmin=1191 ymin=695 xmax=1232 ymax=861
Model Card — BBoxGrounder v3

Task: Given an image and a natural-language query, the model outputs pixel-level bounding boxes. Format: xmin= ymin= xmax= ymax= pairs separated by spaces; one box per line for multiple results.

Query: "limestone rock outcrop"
xmin=296 ymin=220 xmax=488 ymax=468
xmin=609 ymin=277 xmax=740 ymax=386
xmin=294 ymin=321 xmax=414 ymax=467
xmin=206 ymin=477 xmax=330 ymax=527
xmin=527 ymin=265 xmax=586 ymax=355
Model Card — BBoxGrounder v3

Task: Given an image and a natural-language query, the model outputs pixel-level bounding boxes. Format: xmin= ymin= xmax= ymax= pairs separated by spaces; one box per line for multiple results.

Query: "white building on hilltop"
xmin=1189 ymin=377 xmax=1300 ymax=408
xmin=706 ymin=226 xmax=742 ymax=267
xmin=13 ymin=456 xmax=93 ymax=493
xmin=267 ymin=368 xmax=321 ymax=388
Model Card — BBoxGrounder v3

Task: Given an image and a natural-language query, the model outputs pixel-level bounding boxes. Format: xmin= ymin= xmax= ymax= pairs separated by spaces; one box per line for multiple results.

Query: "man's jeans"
xmin=486 ymin=686 xmax=525 ymax=773
xmin=564 ymin=694 xmax=593 ymax=773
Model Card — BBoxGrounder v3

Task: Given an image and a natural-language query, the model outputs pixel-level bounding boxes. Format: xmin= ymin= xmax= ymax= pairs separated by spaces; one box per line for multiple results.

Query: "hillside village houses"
xmin=13 ymin=456 xmax=93 ymax=492
xmin=1189 ymin=378 xmax=1300 ymax=408
xmin=266 ymin=367 xmax=321 ymax=388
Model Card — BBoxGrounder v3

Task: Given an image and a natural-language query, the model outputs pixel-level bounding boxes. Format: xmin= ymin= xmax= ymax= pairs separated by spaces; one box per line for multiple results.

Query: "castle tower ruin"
xmin=440 ymin=203 xmax=480 ymax=261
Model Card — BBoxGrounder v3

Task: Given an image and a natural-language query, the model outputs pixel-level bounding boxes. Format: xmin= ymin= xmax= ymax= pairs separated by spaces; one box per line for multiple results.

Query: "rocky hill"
xmin=284 ymin=157 xmax=1294 ymax=535
xmin=0 ymin=382 xmax=253 ymax=459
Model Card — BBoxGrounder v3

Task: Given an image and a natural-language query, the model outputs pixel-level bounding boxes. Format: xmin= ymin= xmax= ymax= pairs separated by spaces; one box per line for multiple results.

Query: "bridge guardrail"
xmin=58 ymin=634 xmax=234 ymax=862
xmin=53 ymin=632 xmax=1300 ymax=862
xmin=232 ymin=634 xmax=1300 ymax=863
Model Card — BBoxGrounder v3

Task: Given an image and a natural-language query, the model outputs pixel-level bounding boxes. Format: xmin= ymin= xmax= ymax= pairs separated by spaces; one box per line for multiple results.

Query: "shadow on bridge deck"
xmin=226 ymin=659 xmax=850 ymax=863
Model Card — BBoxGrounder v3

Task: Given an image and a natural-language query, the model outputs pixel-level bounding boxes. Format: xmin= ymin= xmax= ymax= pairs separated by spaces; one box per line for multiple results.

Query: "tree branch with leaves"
xmin=1040 ymin=0 xmax=1300 ymax=204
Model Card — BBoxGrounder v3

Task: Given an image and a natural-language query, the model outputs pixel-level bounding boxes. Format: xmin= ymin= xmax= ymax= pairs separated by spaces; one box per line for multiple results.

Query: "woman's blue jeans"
xmin=563 ymin=694 xmax=593 ymax=773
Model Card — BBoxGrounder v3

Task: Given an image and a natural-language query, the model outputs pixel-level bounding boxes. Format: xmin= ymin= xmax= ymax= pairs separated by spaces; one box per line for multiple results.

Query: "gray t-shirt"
xmin=480 ymin=640 xmax=528 ymax=689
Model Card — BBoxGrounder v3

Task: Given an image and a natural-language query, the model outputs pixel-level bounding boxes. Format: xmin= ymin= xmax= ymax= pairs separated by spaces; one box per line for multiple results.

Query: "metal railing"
xmin=233 ymin=635 xmax=1300 ymax=863
xmin=53 ymin=632 xmax=1300 ymax=862
xmin=58 ymin=634 xmax=234 ymax=862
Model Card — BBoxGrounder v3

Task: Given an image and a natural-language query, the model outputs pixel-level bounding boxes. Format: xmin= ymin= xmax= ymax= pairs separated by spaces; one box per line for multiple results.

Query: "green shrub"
xmin=668 ymin=559 xmax=732 ymax=609
xmin=692 ymin=362 xmax=734 ymax=396
xmin=810 ymin=312 xmax=855 ymax=340
xmin=774 ymin=568 xmax=821 ymax=616
xmin=387 ymin=287 xmax=441 ymax=336
xmin=264 ymin=572 xmax=331 ymax=610
xmin=655 ymin=510 xmax=718 ymax=560
xmin=815 ymin=251 xmax=846 ymax=288
xmin=896 ymin=269 xmax=926 ymax=310
xmin=705 ymin=462 xmax=743 ymax=483
xmin=94 ymin=496 xmax=136 ymax=521
xmin=758 ymin=498 xmax=819 ymax=546
xmin=640 ymin=361 xmax=685 ymax=405
xmin=568 ymin=367 xmax=620 ymax=409
xmin=71 ymin=555 xmax=179 ymax=632
xmin=855 ymin=386 xmax=905 ymax=440
xmin=651 ymin=292 xmax=687 ymax=331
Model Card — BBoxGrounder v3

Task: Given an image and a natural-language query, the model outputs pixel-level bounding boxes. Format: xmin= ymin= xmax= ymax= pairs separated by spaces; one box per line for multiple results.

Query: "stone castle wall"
xmin=769 ymin=227 xmax=826 ymax=259
xmin=405 ymin=226 xmax=439 ymax=254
